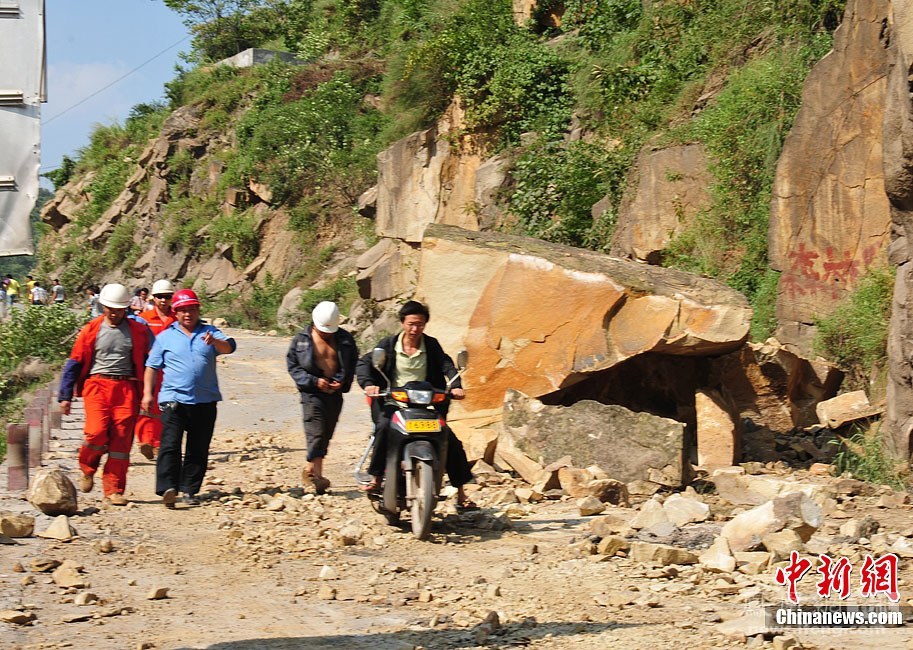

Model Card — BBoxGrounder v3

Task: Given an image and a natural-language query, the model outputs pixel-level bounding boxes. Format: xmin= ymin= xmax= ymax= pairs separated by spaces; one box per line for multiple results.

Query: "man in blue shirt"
xmin=141 ymin=289 xmax=236 ymax=508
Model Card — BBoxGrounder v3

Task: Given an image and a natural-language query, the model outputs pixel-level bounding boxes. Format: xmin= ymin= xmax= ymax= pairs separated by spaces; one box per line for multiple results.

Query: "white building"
xmin=0 ymin=0 xmax=46 ymax=256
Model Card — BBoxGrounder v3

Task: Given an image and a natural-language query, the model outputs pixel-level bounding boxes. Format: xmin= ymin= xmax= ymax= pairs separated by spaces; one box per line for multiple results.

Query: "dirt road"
xmin=2 ymin=330 xmax=911 ymax=649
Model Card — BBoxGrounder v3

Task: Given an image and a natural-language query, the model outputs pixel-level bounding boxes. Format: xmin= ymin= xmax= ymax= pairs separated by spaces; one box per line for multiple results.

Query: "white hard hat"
xmin=312 ymin=301 xmax=340 ymax=334
xmin=98 ymin=283 xmax=131 ymax=309
xmin=151 ymin=279 xmax=174 ymax=296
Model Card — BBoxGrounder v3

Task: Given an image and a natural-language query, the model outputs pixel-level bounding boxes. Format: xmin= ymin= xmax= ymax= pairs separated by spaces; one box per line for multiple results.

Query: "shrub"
xmin=831 ymin=424 xmax=907 ymax=488
xmin=298 ymin=276 xmax=358 ymax=316
xmin=814 ymin=266 xmax=894 ymax=390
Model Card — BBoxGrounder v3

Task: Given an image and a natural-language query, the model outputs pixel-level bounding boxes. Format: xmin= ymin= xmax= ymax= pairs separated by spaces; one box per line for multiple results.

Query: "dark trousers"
xmin=301 ymin=392 xmax=344 ymax=461
xmin=368 ymin=404 xmax=473 ymax=487
xmin=156 ymin=401 xmax=217 ymax=496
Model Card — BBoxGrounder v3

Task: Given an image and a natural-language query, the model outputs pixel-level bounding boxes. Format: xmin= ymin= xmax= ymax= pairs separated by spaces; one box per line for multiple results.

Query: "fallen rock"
xmin=630 ymin=498 xmax=671 ymax=531
xmin=578 ymin=496 xmax=606 ymax=517
xmin=839 ymin=516 xmax=879 ymax=539
xmin=52 ymin=561 xmax=87 ymax=589
xmin=558 ymin=467 xmax=594 ymax=498
xmin=31 ymin=557 xmax=61 ymax=573
xmin=504 ymin=390 xmax=689 ymax=487
xmin=587 ymin=479 xmax=629 ymax=505
xmin=0 ymin=511 xmax=35 ymax=538
xmin=28 ymin=468 xmax=79 ymax=516
xmin=695 ymin=389 xmax=740 ymax=469
xmin=662 ymin=493 xmax=710 ymax=526
xmin=699 ymin=536 xmax=736 ymax=573
xmin=147 ymin=587 xmax=169 ymax=600
xmin=816 ymin=390 xmax=883 ymax=428
xmin=0 ymin=609 xmax=36 ymax=624
xmin=317 ymin=585 xmax=337 ymax=600
xmin=74 ymin=592 xmax=99 ymax=606
xmin=596 ymin=535 xmax=630 ymax=556
xmin=710 ymin=467 xmax=835 ymax=506
xmin=630 ymin=542 xmax=698 ymax=566
xmin=721 ymin=492 xmax=821 ymax=552
xmin=37 ymin=515 xmax=77 ymax=541
xmin=761 ymin=529 xmax=805 ymax=561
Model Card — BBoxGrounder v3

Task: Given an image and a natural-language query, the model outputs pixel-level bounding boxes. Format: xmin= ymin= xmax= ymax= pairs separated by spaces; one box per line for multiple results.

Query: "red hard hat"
xmin=171 ymin=289 xmax=201 ymax=310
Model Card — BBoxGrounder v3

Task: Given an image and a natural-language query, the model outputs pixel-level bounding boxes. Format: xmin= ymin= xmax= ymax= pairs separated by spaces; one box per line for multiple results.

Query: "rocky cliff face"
xmin=769 ymin=0 xmax=893 ymax=353
xmin=884 ymin=0 xmax=913 ymax=462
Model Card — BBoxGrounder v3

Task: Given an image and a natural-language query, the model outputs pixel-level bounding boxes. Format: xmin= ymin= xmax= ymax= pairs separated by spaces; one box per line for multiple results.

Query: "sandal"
xmin=456 ymin=499 xmax=480 ymax=512
xmin=360 ymin=477 xmax=381 ymax=493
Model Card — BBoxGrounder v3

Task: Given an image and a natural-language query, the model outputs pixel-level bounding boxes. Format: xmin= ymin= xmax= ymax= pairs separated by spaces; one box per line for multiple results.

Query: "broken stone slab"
xmin=587 ymin=479 xmax=629 ymax=505
xmin=839 ymin=516 xmax=879 ymax=539
xmin=37 ymin=515 xmax=77 ymax=541
xmin=629 ymin=542 xmax=698 ymax=566
xmin=662 ymin=493 xmax=710 ymax=526
xmin=699 ymin=536 xmax=736 ymax=573
xmin=721 ymin=492 xmax=821 ymax=552
xmin=503 ymin=390 xmax=689 ymax=487
xmin=589 ymin=512 xmax=632 ymax=537
xmin=28 ymin=468 xmax=79 ymax=516
xmin=710 ymin=467 xmax=835 ymax=506
xmin=31 ymin=557 xmax=61 ymax=573
xmin=450 ymin=423 xmax=499 ymax=465
xmin=733 ymin=551 xmax=772 ymax=575
xmin=492 ymin=437 xmax=545 ymax=485
xmin=695 ymin=389 xmax=740 ymax=469
xmin=0 ymin=511 xmax=35 ymax=538
xmin=558 ymin=466 xmax=593 ymax=498
xmin=816 ymin=390 xmax=883 ymax=428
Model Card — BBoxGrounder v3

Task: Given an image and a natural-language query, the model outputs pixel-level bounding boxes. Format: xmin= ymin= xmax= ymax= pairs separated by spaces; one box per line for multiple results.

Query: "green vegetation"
xmin=298 ymin=276 xmax=358 ymax=316
xmin=832 ymin=424 xmax=908 ymax=488
xmin=814 ymin=267 xmax=894 ymax=391
xmin=0 ymin=305 xmax=86 ymax=462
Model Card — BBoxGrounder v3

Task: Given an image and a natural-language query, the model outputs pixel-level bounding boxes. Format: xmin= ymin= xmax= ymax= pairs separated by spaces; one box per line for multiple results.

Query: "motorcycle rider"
xmin=356 ymin=300 xmax=477 ymax=510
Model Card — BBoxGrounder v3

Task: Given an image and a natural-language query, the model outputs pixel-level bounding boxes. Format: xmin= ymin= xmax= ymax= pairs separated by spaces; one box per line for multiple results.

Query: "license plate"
xmin=405 ymin=419 xmax=440 ymax=433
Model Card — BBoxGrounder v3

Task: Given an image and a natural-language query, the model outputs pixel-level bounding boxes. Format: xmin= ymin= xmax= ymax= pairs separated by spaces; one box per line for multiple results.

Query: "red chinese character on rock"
xmin=775 ymin=551 xmax=813 ymax=604
xmin=815 ymin=554 xmax=852 ymax=600
xmin=860 ymin=553 xmax=900 ymax=602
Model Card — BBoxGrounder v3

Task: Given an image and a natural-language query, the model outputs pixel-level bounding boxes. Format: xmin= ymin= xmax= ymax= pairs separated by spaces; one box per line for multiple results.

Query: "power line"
xmin=43 ymin=33 xmax=191 ymax=127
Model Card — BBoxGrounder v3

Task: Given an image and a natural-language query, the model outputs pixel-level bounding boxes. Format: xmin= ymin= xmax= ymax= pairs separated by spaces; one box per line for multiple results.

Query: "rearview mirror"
xmin=371 ymin=347 xmax=387 ymax=370
xmin=456 ymin=349 xmax=468 ymax=370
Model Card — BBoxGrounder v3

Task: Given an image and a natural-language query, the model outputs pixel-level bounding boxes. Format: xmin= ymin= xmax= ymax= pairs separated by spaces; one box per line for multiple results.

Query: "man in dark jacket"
xmin=286 ymin=301 xmax=358 ymax=493
xmin=356 ymin=300 xmax=476 ymax=510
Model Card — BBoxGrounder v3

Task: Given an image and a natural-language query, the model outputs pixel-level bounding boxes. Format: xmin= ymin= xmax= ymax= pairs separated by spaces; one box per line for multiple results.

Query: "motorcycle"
xmin=354 ymin=347 xmax=467 ymax=540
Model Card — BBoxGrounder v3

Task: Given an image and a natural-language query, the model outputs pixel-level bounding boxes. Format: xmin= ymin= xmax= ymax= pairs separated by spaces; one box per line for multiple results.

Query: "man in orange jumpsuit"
xmin=58 ymin=283 xmax=153 ymax=506
xmin=134 ymin=279 xmax=175 ymax=460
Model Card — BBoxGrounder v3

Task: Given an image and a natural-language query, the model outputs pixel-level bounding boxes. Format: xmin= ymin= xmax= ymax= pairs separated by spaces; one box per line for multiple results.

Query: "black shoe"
xmin=182 ymin=493 xmax=201 ymax=506
xmin=162 ymin=488 xmax=177 ymax=509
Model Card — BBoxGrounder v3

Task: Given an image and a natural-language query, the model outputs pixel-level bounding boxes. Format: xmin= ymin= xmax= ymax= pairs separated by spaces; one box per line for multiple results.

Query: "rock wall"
xmin=769 ymin=0 xmax=893 ymax=353
xmin=884 ymin=0 xmax=913 ymax=462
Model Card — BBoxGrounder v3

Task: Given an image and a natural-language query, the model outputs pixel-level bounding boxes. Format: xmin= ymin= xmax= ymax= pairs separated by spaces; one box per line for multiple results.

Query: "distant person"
xmin=31 ymin=281 xmax=49 ymax=305
xmin=86 ymin=285 xmax=104 ymax=317
xmin=134 ymin=279 xmax=176 ymax=460
xmin=58 ymin=283 xmax=153 ymax=506
xmin=142 ymin=289 xmax=236 ymax=509
xmin=5 ymin=274 xmax=20 ymax=305
xmin=25 ymin=275 xmax=36 ymax=297
xmin=129 ymin=287 xmax=149 ymax=315
xmin=51 ymin=279 xmax=65 ymax=304
xmin=286 ymin=301 xmax=358 ymax=494
xmin=0 ymin=283 xmax=7 ymax=320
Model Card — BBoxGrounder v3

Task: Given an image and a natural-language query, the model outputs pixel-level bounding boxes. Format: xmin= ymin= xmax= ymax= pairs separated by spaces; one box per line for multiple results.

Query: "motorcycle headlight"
xmin=406 ymin=389 xmax=433 ymax=405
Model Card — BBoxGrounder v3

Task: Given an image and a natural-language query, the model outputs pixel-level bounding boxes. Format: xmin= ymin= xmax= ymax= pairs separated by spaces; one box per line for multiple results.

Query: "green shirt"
xmin=394 ymin=333 xmax=427 ymax=385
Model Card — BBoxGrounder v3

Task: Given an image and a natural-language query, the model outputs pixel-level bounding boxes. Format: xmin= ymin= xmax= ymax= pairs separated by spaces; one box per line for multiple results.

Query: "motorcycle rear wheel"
xmin=411 ymin=459 xmax=435 ymax=540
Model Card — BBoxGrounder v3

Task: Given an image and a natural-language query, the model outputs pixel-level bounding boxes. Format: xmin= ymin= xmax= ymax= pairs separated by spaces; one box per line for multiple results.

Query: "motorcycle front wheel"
xmin=410 ymin=459 xmax=435 ymax=540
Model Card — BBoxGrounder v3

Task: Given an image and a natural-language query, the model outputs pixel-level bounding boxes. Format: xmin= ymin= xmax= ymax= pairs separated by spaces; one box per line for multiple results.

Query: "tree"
xmin=161 ymin=0 xmax=271 ymax=61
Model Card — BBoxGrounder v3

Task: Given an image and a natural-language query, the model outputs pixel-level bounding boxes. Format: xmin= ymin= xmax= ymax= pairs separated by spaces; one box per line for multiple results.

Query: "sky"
xmin=41 ymin=0 xmax=191 ymax=188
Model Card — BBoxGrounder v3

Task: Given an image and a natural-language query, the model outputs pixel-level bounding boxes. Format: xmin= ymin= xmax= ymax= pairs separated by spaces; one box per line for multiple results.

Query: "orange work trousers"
xmin=134 ymin=371 xmax=163 ymax=449
xmin=77 ymin=376 xmax=139 ymax=496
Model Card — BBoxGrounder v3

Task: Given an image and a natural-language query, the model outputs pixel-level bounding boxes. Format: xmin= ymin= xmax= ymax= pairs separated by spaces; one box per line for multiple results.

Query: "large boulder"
xmin=503 ymin=390 xmax=689 ymax=487
xmin=28 ymin=468 xmax=78 ymax=516
xmin=769 ymin=0 xmax=893 ymax=353
xmin=610 ymin=143 xmax=714 ymax=264
xmin=721 ymin=492 xmax=822 ymax=552
xmin=417 ymin=225 xmax=751 ymax=418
